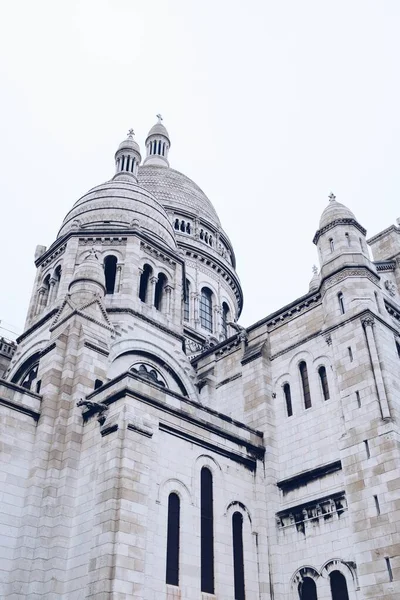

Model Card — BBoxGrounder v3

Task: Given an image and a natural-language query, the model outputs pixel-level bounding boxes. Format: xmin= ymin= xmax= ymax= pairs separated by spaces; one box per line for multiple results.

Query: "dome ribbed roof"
xmin=138 ymin=165 xmax=221 ymax=226
xmin=58 ymin=180 xmax=176 ymax=249
xmin=117 ymin=137 xmax=140 ymax=154
xmin=319 ymin=198 xmax=356 ymax=229
xmin=146 ymin=122 xmax=170 ymax=140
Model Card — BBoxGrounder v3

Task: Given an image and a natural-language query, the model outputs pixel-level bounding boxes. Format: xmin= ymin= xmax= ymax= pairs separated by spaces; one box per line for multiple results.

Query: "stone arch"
xmin=225 ymin=500 xmax=252 ymax=525
xmin=289 ymin=348 xmax=314 ymax=371
xmin=198 ymin=279 xmax=218 ymax=299
xmin=10 ymin=350 xmax=42 ymax=389
xmin=157 ymin=477 xmax=193 ymax=505
xmin=291 ymin=566 xmax=320 ymax=599
xmin=320 ymin=559 xmax=358 ymax=595
xmin=108 ymin=340 xmax=196 ymax=397
xmin=192 ymin=454 xmax=224 ymax=508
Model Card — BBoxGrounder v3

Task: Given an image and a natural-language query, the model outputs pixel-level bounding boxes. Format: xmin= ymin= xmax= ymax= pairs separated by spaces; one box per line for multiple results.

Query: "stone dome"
xmin=319 ymin=196 xmax=356 ymax=229
xmin=117 ymin=136 xmax=140 ymax=154
xmin=69 ymin=248 xmax=106 ymax=295
xmin=146 ymin=121 xmax=170 ymax=141
xmin=138 ymin=165 xmax=221 ymax=226
xmin=58 ymin=179 xmax=176 ymax=249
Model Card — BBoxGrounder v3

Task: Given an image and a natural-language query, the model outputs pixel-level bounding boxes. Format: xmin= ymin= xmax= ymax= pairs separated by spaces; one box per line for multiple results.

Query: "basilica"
xmin=0 ymin=117 xmax=399 ymax=600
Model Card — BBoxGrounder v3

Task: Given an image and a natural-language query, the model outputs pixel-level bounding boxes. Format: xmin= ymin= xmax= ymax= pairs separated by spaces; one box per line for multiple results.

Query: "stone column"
xmin=115 ymin=264 xmax=123 ymax=293
xmin=361 ymin=315 xmax=391 ymax=420
xmin=47 ymin=277 xmax=57 ymax=305
xmin=193 ymin=293 xmax=200 ymax=328
xmin=149 ymin=276 xmax=158 ymax=306
xmin=164 ymin=285 xmax=173 ymax=315
xmin=35 ymin=286 xmax=46 ymax=315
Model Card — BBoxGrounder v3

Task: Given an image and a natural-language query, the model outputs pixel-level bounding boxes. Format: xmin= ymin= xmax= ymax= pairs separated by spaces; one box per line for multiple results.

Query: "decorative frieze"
xmin=40 ymin=243 xmax=66 ymax=269
xmin=140 ymin=241 xmax=176 ymax=266
xmin=276 ymin=491 xmax=347 ymax=534
xmin=79 ymin=236 xmax=127 ymax=246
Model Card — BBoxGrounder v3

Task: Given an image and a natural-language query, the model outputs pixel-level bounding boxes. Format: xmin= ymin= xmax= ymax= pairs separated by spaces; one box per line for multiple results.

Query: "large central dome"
xmin=138 ymin=165 xmax=221 ymax=226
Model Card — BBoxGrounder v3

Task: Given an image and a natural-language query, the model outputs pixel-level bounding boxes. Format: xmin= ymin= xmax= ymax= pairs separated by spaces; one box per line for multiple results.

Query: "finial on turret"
xmin=127 ymin=128 xmax=135 ymax=139
xmin=328 ymin=192 xmax=336 ymax=202
xmin=156 ymin=113 xmax=163 ymax=123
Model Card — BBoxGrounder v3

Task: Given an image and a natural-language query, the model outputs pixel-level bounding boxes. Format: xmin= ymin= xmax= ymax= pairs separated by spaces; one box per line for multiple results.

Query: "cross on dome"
xmin=156 ymin=113 xmax=163 ymax=123
xmin=328 ymin=192 xmax=336 ymax=202
xmin=127 ymin=128 xmax=135 ymax=139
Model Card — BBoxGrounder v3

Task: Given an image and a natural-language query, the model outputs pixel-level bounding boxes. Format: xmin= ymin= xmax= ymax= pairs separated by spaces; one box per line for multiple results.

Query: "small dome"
xmin=309 ymin=265 xmax=320 ymax=292
xmin=319 ymin=194 xmax=356 ymax=229
xmin=145 ymin=116 xmax=170 ymax=144
xmin=69 ymin=248 xmax=106 ymax=298
xmin=58 ymin=179 xmax=176 ymax=249
xmin=117 ymin=136 xmax=141 ymax=154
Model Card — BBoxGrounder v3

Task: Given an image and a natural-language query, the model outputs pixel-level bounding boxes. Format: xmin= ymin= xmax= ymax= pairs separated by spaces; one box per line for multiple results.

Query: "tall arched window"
xmin=166 ymin=493 xmax=180 ymax=586
xmin=154 ymin=273 xmax=167 ymax=311
xmin=184 ymin=279 xmax=190 ymax=321
xmin=338 ymin=292 xmax=345 ymax=314
xmin=345 ymin=232 xmax=350 ymax=246
xmin=283 ymin=383 xmax=293 ymax=417
xmin=42 ymin=274 xmax=51 ymax=308
xmin=201 ymin=467 xmax=214 ymax=593
xmin=232 ymin=512 xmax=245 ymax=600
xmin=299 ymin=577 xmax=318 ymax=600
xmin=329 ymin=571 xmax=349 ymax=600
xmin=200 ymin=288 xmax=213 ymax=332
xmin=104 ymin=255 xmax=117 ymax=294
xmin=139 ymin=264 xmax=153 ymax=303
xmin=299 ymin=361 xmax=312 ymax=409
xmin=222 ymin=302 xmax=230 ymax=338
xmin=53 ymin=265 xmax=62 ymax=298
xmin=318 ymin=366 xmax=330 ymax=400
xmin=329 ymin=238 xmax=335 ymax=252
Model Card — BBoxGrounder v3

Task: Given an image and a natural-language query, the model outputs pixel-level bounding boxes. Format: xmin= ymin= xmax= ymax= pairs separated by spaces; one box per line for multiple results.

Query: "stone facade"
xmin=0 ymin=122 xmax=399 ymax=600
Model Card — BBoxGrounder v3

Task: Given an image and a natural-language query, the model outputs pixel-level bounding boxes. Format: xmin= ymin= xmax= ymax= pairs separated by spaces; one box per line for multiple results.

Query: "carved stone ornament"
xmin=325 ymin=334 xmax=332 ymax=346
xmin=384 ymin=279 xmax=396 ymax=297
xmin=77 ymin=399 xmax=109 ymax=426
xmin=361 ymin=315 xmax=375 ymax=328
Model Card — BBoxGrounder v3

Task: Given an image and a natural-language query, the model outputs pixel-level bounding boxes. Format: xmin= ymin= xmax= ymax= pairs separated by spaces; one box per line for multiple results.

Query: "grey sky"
xmin=1 ymin=1 xmax=399 ymax=337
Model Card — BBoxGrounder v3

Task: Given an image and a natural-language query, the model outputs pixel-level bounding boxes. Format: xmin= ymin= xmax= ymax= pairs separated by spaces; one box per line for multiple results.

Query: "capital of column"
xmin=361 ymin=314 xmax=375 ymax=328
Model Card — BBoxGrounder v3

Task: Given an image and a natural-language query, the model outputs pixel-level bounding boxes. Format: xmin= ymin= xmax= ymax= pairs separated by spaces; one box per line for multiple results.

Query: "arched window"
xmin=166 ymin=493 xmax=180 ymax=586
xmin=299 ymin=577 xmax=318 ymax=600
xmin=338 ymin=292 xmax=345 ymax=314
xmin=21 ymin=364 xmax=39 ymax=391
xmin=53 ymin=265 xmax=62 ymax=299
xmin=283 ymin=383 xmax=293 ymax=416
xmin=201 ymin=467 xmax=214 ymax=593
xmin=184 ymin=279 xmax=190 ymax=321
xmin=186 ymin=222 xmax=191 ymax=234
xmin=222 ymin=302 xmax=230 ymax=338
xmin=200 ymin=288 xmax=213 ymax=332
xmin=318 ymin=366 xmax=330 ymax=400
xmin=299 ymin=361 xmax=312 ymax=409
xmin=345 ymin=232 xmax=350 ymax=246
xmin=104 ymin=255 xmax=117 ymax=294
xmin=232 ymin=512 xmax=245 ymax=600
xmin=41 ymin=274 xmax=51 ymax=309
xmin=139 ymin=264 xmax=153 ymax=303
xmin=180 ymin=220 xmax=185 ymax=232
xmin=174 ymin=219 xmax=179 ymax=230
xmin=329 ymin=571 xmax=349 ymax=600
xmin=329 ymin=238 xmax=335 ymax=252
xmin=154 ymin=273 xmax=167 ymax=311
xmin=200 ymin=229 xmax=204 ymax=240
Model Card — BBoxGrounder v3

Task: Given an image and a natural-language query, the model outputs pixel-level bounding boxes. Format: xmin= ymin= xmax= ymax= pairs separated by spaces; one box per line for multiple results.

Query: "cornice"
xmin=16 ymin=308 xmax=59 ymax=344
xmin=35 ymin=228 xmax=184 ymax=269
xmin=367 ymin=224 xmax=399 ymax=245
xmin=313 ymin=218 xmax=367 ymax=245
xmin=374 ymin=260 xmax=396 ymax=272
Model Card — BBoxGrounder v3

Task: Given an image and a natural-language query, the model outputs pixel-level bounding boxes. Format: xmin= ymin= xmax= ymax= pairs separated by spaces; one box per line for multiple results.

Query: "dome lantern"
xmin=143 ymin=114 xmax=170 ymax=167
xmin=114 ymin=129 xmax=142 ymax=182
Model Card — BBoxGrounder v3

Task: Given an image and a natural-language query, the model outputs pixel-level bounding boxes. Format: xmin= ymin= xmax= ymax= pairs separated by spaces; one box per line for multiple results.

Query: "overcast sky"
xmin=1 ymin=1 xmax=399 ymax=338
